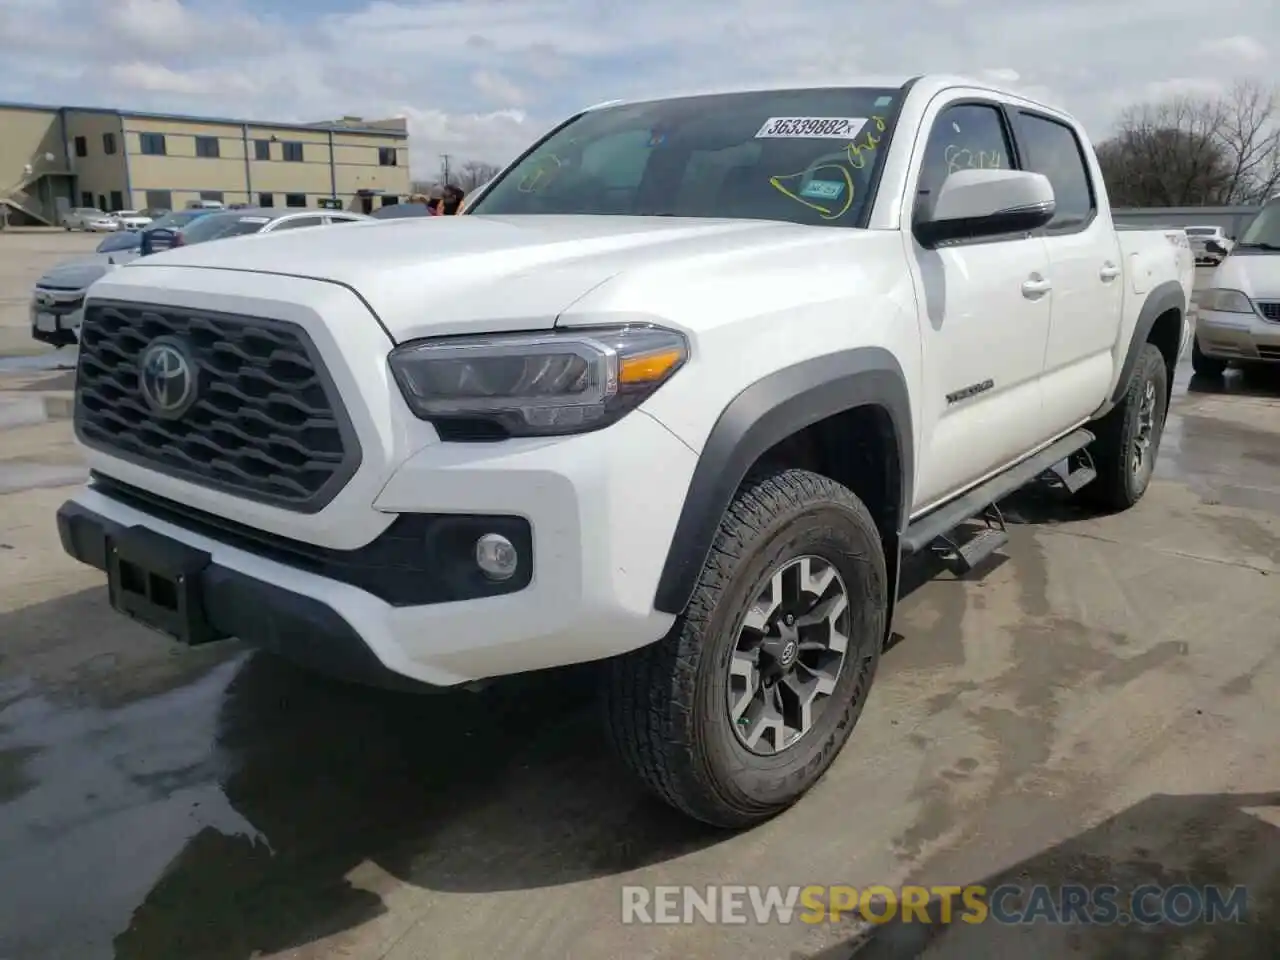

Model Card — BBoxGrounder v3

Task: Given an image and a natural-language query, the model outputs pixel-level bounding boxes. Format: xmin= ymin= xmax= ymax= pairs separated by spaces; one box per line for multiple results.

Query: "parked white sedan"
xmin=109 ymin=210 xmax=152 ymax=230
xmin=1186 ymin=225 xmax=1233 ymax=264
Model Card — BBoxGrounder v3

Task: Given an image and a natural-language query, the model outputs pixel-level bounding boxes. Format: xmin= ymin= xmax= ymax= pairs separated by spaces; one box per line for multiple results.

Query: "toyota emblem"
xmin=780 ymin=639 xmax=799 ymax=666
xmin=139 ymin=338 xmax=197 ymax=417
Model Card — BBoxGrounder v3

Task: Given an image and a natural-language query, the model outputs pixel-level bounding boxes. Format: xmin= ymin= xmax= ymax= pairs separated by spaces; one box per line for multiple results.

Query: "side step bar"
xmin=902 ymin=428 xmax=1096 ymax=558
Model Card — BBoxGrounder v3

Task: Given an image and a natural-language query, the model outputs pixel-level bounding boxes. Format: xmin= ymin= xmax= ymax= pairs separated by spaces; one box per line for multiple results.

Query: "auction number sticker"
xmin=755 ymin=117 xmax=867 ymax=139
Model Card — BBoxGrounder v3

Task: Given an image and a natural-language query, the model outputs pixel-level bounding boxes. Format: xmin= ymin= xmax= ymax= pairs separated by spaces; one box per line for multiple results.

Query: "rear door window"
xmin=270 ymin=216 xmax=325 ymax=231
xmin=1012 ymin=111 xmax=1097 ymax=232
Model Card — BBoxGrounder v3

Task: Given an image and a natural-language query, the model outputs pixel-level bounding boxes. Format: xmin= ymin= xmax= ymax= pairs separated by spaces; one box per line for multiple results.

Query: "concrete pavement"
xmin=0 ymin=357 xmax=1276 ymax=960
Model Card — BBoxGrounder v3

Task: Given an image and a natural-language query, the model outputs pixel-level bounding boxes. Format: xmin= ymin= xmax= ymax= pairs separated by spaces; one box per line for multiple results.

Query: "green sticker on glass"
xmin=800 ymin=179 xmax=845 ymax=201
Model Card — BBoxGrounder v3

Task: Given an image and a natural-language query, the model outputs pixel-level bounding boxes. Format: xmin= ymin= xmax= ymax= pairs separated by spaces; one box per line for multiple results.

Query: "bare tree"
xmin=455 ymin=161 xmax=503 ymax=193
xmin=1216 ymin=80 xmax=1280 ymax=203
xmin=1097 ymin=79 xmax=1280 ymax=207
xmin=410 ymin=160 xmax=502 ymax=196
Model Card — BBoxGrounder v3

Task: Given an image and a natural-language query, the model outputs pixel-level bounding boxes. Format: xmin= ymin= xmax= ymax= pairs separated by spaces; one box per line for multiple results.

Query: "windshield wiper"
xmin=1233 ymin=241 xmax=1280 ymax=251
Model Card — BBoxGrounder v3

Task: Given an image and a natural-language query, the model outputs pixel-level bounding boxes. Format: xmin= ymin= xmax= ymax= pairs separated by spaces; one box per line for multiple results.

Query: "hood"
xmin=37 ymin=256 xmax=119 ymax=292
xmin=1212 ymin=250 xmax=1280 ymax=300
xmin=121 ymin=214 xmax=821 ymax=340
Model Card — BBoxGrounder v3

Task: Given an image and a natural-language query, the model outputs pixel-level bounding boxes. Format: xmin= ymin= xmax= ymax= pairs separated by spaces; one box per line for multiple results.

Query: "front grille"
xmin=1257 ymin=301 xmax=1280 ymax=322
xmin=74 ymin=300 xmax=360 ymax=513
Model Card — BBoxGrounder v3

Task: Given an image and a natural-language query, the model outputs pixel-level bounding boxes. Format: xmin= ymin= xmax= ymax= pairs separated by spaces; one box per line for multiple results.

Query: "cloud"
xmin=471 ymin=70 xmax=528 ymax=108
xmin=105 ymin=62 xmax=257 ymax=97
xmin=1198 ymin=35 xmax=1267 ymax=63
xmin=0 ymin=0 xmax=1276 ymax=171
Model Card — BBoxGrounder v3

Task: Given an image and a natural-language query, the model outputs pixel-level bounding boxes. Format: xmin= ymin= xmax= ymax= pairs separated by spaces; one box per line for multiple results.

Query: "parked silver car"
xmin=59 ymin=207 xmax=111 ymax=231
xmin=32 ymin=208 xmax=373 ymax=347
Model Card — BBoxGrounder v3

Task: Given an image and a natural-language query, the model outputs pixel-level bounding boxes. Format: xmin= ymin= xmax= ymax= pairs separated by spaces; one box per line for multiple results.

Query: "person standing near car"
xmin=408 ymin=193 xmax=440 ymax=215
xmin=440 ymin=185 xmax=465 ymax=215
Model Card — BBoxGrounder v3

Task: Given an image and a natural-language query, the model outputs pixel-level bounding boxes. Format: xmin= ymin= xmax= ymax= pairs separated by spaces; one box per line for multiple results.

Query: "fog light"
xmin=475 ymin=533 xmax=518 ymax=581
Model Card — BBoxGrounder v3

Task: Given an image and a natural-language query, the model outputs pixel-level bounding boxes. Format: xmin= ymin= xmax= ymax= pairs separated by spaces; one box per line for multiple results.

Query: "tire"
xmin=1192 ymin=337 xmax=1226 ymax=378
xmin=1086 ymin=343 xmax=1169 ymax=511
xmin=602 ymin=467 xmax=886 ymax=828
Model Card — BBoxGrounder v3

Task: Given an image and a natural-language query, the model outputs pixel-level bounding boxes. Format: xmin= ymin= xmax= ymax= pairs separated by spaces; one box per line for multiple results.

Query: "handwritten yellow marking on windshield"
xmin=944 ymin=145 xmax=1004 ymax=175
xmin=518 ymin=154 xmax=564 ymax=193
xmin=768 ymin=164 xmax=855 ymax=220
xmin=766 ymin=116 xmax=886 ymax=219
xmin=845 ymin=115 xmax=887 ymax=169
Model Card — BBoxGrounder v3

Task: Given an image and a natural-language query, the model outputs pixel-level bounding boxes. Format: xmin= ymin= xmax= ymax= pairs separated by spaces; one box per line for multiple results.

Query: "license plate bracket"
xmin=106 ymin=526 xmax=222 ymax=645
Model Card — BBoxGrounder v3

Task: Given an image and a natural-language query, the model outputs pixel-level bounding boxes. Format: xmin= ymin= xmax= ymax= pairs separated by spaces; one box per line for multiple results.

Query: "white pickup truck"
xmin=58 ymin=75 xmax=1193 ymax=828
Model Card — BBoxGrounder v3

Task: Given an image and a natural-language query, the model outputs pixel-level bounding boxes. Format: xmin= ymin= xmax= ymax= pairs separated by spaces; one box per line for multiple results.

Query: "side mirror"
xmin=1205 ymin=239 xmax=1227 ymax=256
xmin=915 ymin=169 xmax=1056 ymax=248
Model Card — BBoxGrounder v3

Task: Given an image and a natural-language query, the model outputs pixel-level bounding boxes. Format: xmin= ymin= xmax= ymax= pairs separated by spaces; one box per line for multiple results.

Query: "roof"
xmin=584 ymin=74 xmax=1066 ymax=117
xmin=0 ymin=100 xmax=409 ymax=138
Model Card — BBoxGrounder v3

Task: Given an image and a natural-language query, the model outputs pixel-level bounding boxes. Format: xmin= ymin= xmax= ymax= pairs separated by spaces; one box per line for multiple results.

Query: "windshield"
xmin=179 ymin=214 xmax=268 ymax=244
xmin=79 ymin=208 xmax=105 ymax=217
xmin=148 ymin=210 xmax=213 ymax=232
xmin=1237 ymin=202 xmax=1280 ymax=248
xmin=97 ymin=231 xmax=141 ymax=252
xmin=469 ymin=86 xmax=901 ymax=227
xmin=1185 ymin=227 xmax=1215 ymax=236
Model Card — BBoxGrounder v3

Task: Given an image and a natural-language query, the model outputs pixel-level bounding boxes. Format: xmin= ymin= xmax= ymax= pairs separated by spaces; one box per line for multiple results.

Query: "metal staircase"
xmin=1 ymin=171 xmax=62 ymax=226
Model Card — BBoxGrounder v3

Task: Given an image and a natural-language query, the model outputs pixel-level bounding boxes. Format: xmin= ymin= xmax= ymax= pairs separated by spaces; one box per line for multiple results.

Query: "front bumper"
xmin=58 ymin=406 xmax=697 ymax=688
xmin=57 ymin=497 xmax=434 ymax=692
xmin=30 ymin=297 xmax=83 ymax=347
xmin=1196 ymin=306 xmax=1280 ymax=363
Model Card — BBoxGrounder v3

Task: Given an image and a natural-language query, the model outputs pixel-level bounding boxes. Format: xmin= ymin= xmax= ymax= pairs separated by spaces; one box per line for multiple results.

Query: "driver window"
xmin=579 ymin=130 xmax=654 ymax=190
xmin=916 ymin=103 xmax=1013 ymax=218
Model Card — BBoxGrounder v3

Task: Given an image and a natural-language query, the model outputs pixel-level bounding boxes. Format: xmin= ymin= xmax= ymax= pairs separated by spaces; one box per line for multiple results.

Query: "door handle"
xmin=1021 ymin=276 xmax=1052 ymax=297
xmin=1099 ymin=263 xmax=1120 ymax=281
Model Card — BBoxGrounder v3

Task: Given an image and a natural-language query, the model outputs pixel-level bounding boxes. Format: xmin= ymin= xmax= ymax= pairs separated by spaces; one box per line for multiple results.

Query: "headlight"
xmin=1198 ymin=288 xmax=1255 ymax=314
xmin=388 ymin=324 xmax=689 ymax=437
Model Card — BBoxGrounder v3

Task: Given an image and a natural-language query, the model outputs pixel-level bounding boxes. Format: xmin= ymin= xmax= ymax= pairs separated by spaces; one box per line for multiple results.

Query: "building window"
xmin=381 ymin=194 xmax=399 ymax=207
xmin=144 ymin=190 xmax=172 ymax=210
xmin=110 ymin=191 xmax=124 ymax=211
xmin=258 ymin=192 xmax=274 ymax=207
xmin=74 ymin=136 xmax=87 ymax=158
xmin=282 ymin=141 xmax=304 ymax=162
xmin=103 ymin=133 xmax=117 ymax=155
xmin=254 ymin=139 xmax=271 ymax=161
xmin=140 ymin=133 xmax=167 ymax=156
xmin=80 ymin=191 xmax=93 ymax=207
xmin=195 ymin=136 xmax=220 ymax=159
xmin=284 ymin=193 xmax=307 ymax=207
xmin=200 ymin=191 xmax=224 ymax=203
xmin=378 ymin=147 xmax=398 ymax=167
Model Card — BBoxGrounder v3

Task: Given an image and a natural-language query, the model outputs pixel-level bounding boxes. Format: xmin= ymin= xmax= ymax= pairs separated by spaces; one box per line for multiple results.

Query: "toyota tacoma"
xmin=58 ymin=75 xmax=1194 ymax=828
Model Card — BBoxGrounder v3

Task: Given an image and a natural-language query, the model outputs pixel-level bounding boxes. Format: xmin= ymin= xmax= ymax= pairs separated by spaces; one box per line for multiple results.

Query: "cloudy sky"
xmin=0 ymin=0 xmax=1276 ymax=178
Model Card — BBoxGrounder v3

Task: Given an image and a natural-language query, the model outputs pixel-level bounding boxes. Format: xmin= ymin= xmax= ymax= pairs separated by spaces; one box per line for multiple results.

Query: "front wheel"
xmin=1192 ymin=337 xmax=1227 ymax=378
xmin=1086 ymin=343 xmax=1169 ymax=511
xmin=602 ymin=467 xmax=886 ymax=828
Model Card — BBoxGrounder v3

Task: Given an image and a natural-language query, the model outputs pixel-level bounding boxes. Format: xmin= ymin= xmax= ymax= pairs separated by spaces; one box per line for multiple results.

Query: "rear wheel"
xmin=1086 ymin=343 xmax=1169 ymax=511
xmin=602 ymin=467 xmax=886 ymax=828
xmin=1192 ymin=337 xmax=1226 ymax=378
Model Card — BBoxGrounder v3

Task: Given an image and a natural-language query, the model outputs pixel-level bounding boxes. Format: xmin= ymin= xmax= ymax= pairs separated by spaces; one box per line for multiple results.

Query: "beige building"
xmin=1 ymin=101 xmax=411 ymax=225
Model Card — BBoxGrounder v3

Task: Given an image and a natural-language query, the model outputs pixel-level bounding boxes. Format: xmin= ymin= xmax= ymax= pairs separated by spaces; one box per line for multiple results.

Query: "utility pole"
xmin=439 ymin=153 xmax=452 ymax=187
